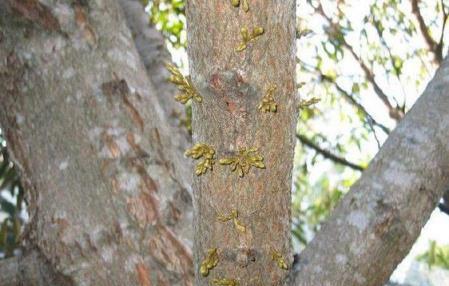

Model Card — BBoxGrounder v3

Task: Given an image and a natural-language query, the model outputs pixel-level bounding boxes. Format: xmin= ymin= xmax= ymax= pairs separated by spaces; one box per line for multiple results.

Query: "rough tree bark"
xmin=0 ymin=0 xmax=193 ymax=285
xmin=187 ymin=1 xmax=297 ymax=285
xmin=1 ymin=0 xmax=449 ymax=285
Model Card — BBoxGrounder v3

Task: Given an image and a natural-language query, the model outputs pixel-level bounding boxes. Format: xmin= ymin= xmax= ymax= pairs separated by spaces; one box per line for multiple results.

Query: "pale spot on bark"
xmin=125 ymin=255 xmax=143 ymax=273
xmin=100 ymin=246 xmax=115 ymax=264
xmin=75 ymin=91 xmax=83 ymax=100
xmin=354 ymin=273 xmax=366 ymax=284
xmin=118 ymin=173 xmax=141 ymax=194
xmin=382 ymin=165 xmax=415 ymax=190
xmin=16 ymin=114 xmax=25 ymax=125
xmin=107 ymin=49 xmax=138 ymax=70
xmin=88 ymin=127 xmax=102 ymax=143
xmin=347 ymin=210 xmax=368 ymax=232
xmin=23 ymin=53 xmax=32 ymax=60
xmin=106 ymin=126 xmax=126 ymax=136
xmin=313 ymin=265 xmax=322 ymax=273
xmin=115 ymin=135 xmax=131 ymax=155
xmin=406 ymin=128 xmax=430 ymax=145
xmin=53 ymin=3 xmax=73 ymax=28
xmin=59 ymin=159 xmax=69 ymax=170
xmin=63 ymin=67 xmax=76 ymax=79
xmin=335 ymin=254 xmax=347 ymax=264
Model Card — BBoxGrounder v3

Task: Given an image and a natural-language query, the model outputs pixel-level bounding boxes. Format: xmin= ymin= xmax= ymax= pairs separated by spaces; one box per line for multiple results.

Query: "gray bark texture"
xmin=0 ymin=0 xmax=193 ymax=285
xmin=187 ymin=1 xmax=297 ymax=285
xmin=0 ymin=0 xmax=448 ymax=285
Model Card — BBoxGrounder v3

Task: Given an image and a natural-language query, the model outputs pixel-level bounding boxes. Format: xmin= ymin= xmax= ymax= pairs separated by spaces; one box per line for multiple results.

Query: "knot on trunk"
xmin=207 ymin=70 xmax=259 ymax=116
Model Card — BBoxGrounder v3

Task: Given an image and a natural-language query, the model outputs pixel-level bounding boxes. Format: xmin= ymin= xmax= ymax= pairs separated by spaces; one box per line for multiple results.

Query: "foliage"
xmin=0 ymin=130 xmax=24 ymax=258
xmin=418 ymin=240 xmax=449 ymax=270
xmin=147 ymin=0 xmax=186 ymax=49
xmin=185 ymin=143 xmax=216 ymax=176
xmin=166 ymin=63 xmax=202 ymax=104
xmin=219 ymin=148 xmax=265 ymax=178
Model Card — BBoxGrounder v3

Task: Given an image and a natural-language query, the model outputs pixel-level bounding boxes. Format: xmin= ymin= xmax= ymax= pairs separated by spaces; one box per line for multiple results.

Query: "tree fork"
xmin=186 ymin=1 xmax=297 ymax=285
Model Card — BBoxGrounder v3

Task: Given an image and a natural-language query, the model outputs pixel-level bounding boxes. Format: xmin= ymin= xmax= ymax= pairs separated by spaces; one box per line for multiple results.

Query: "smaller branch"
xmin=315 ymin=3 xmax=404 ymax=121
xmin=297 ymin=134 xmax=365 ymax=172
xmin=320 ymin=73 xmax=391 ymax=135
xmin=343 ymin=42 xmax=404 ymax=120
xmin=436 ymin=0 xmax=449 ymax=62
xmin=371 ymin=15 xmax=408 ymax=108
xmin=298 ymin=59 xmax=391 ymax=135
xmin=411 ymin=0 xmax=442 ymax=64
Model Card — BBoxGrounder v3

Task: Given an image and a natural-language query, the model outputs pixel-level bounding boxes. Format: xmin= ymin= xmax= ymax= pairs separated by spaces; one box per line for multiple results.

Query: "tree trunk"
xmin=0 ymin=0 xmax=193 ymax=285
xmin=187 ymin=1 xmax=297 ymax=285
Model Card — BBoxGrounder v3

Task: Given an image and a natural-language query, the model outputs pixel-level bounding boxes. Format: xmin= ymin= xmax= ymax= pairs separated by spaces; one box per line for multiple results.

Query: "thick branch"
xmin=289 ymin=56 xmax=449 ymax=286
xmin=118 ymin=0 xmax=193 ymax=237
xmin=0 ymin=0 xmax=193 ymax=285
xmin=118 ymin=0 xmax=192 ymax=150
xmin=297 ymin=134 xmax=365 ymax=172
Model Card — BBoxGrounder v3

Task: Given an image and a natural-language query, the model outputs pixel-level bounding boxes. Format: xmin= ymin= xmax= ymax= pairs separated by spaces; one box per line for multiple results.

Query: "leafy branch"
xmin=185 ymin=143 xmax=215 ymax=176
xmin=166 ymin=63 xmax=202 ymax=104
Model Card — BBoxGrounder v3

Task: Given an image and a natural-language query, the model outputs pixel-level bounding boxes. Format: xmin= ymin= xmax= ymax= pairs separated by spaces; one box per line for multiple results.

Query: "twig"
xmin=411 ymin=0 xmax=442 ymax=64
xmin=315 ymin=3 xmax=404 ymax=121
xmin=436 ymin=0 xmax=449 ymax=63
xmin=297 ymin=134 xmax=365 ymax=172
xmin=320 ymin=73 xmax=391 ymax=135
